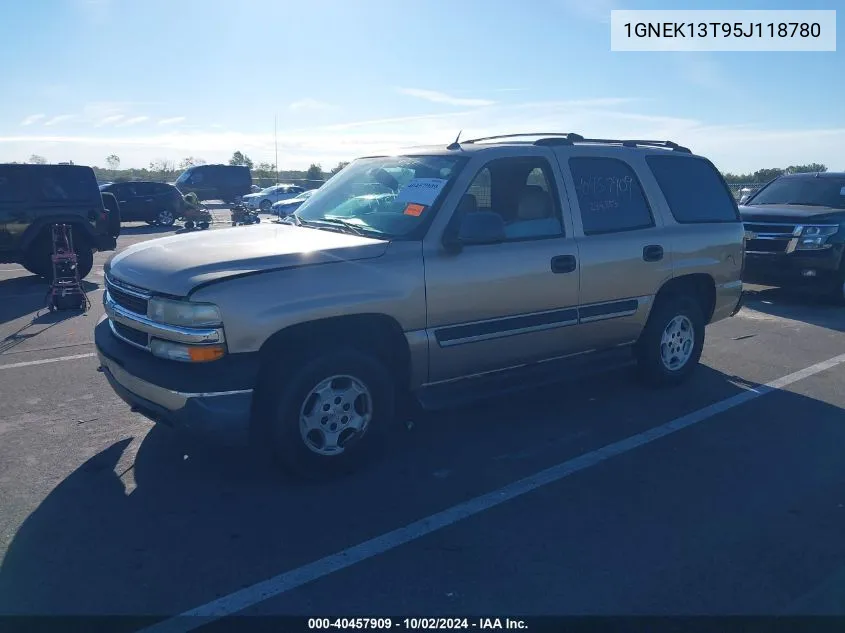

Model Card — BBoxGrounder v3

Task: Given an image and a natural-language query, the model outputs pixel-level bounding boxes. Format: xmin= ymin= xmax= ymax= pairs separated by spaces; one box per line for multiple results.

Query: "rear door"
xmin=112 ymin=183 xmax=141 ymax=220
xmin=0 ymin=165 xmax=29 ymax=252
xmin=558 ymin=152 xmax=673 ymax=350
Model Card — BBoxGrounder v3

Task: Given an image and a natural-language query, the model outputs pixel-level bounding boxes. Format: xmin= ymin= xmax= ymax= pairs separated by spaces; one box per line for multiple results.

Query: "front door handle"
xmin=643 ymin=245 xmax=664 ymax=262
xmin=550 ymin=255 xmax=577 ymax=274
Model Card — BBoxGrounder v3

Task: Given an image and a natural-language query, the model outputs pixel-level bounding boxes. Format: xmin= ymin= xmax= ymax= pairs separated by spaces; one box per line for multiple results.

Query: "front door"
xmin=423 ymin=150 xmax=581 ymax=383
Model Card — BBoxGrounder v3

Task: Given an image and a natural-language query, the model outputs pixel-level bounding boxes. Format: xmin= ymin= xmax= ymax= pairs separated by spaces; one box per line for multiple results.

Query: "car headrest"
xmin=517 ymin=186 xmax=552 ymax=220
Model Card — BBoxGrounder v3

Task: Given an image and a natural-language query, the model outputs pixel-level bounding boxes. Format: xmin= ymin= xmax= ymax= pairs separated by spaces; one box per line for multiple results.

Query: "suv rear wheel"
xmin=255 ymin=348 xmax=395 ymax=479
xmin=635 ymin=294 xmax=705 ymax=387
xmin=156 ymin=209 xmax=176 ymax=227
xmin=23 ymin=229 xmax=94 ymax=281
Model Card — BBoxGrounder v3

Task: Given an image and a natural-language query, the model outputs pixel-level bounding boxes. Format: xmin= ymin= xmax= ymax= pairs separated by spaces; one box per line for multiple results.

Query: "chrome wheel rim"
xmin=299 ymin=374 xmax=372 ymax=456
xmin=660 ymin=315 xmax=694 ymax=371
xmin=158 ymin=210 xmax=174 ymax=225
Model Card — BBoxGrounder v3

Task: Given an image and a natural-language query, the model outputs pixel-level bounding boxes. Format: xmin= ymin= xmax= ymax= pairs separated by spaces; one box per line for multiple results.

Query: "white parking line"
xmin=139 ymin=352 xmax=845 ymax=633
xmin=0 ymin=352 xmax=95 ymax=370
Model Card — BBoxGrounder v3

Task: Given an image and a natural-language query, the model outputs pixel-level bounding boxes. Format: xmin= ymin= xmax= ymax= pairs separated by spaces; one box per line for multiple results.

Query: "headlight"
xmin=795 ymin=225 xmax=839 ymax=250
xmin=147 ymin=297 xmax=222 ymax=327
xmin=150 ymin=339 xmax=226 ymax=363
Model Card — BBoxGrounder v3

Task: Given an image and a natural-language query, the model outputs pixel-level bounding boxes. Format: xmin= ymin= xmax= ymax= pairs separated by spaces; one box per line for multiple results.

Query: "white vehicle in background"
xmin=271 ymin=189 xmax=316 ymax=217
xmin=242 ymin=184 xmax=306 ymax=211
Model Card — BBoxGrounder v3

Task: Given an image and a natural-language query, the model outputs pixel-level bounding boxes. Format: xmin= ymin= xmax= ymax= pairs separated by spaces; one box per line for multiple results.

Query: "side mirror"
xmin=739 ymin=194 xmax=750 ymax=205
xmin=443 ymin=211 xmax=506 ymax=253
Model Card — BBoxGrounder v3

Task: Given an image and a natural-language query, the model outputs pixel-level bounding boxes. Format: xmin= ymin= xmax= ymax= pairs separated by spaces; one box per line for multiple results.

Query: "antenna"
xmin=447 ymin=130 xmax=462 ymax=150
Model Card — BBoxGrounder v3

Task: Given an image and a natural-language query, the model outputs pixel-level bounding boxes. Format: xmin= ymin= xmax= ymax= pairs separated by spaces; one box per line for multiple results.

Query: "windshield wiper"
xmin=311 ymin=217 xmax=376 ymax=237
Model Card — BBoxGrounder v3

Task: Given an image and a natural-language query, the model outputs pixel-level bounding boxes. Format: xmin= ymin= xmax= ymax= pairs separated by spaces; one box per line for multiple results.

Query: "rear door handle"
xmin=643 ymin=245 xmax=664 ymax=262
xmin=550 ymin=255 xmax=577 ymax=274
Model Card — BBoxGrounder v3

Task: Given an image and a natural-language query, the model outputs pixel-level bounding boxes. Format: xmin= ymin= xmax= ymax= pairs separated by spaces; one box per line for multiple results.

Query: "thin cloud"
xmin=158 ymin=117 xmax=186 ymax=126
xmin=95 ymin=114 xmax=125 ymax=127
xmin=43 ymin=115 xmax=76 ymax=126
xmin=118 ymin=116 xmax=150 ymax=127
xmin=2 ymin=100 xmax=844 ymax=174
xmin=20 ymin=114 xmax=46 ymax=126
xmin=289 ymin=98 xmax=334 ymax=112
xmin=398 ymin=88 xmax=496 ymax=107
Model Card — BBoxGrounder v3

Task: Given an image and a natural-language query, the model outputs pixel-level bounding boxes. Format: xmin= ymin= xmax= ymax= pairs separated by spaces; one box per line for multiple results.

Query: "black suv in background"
xmin=100 ymin=181 xmax=184 ymax=226
xmin=174 ymin=164 xmax=252 ymax=203
xmin=0 ymin=163 xmax=119 ymax=280
xmin=740 ymin=172 xmax=845 ymax=303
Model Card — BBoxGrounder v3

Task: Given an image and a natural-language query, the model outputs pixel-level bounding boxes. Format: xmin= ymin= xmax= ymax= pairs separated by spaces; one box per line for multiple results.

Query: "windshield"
xmin=747 ymin=176 xmax=845 ymax=209
xmin=294 ymin=155 xmax=466 ymax=238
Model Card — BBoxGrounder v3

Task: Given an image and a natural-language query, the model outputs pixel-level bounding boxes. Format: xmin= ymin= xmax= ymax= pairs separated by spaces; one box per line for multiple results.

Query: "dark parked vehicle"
xmin=99 ymin=181 xmax=184 ymax=226
xmin=174 ymin=164 xmax=252 ymax=203
xmin=740 ymin=172 xmax=845 ymax=303
xmin=0 ymin=163 xmax=119 ymax=280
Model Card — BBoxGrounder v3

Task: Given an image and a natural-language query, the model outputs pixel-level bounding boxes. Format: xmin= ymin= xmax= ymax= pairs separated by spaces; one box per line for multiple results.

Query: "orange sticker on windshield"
xmin=404 ymin=203 xmax=425 ymax=217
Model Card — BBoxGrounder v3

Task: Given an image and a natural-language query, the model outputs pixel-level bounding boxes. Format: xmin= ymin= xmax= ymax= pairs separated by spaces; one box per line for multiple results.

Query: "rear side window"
xmin=646 ymin=155 xmax=739 ymax=223
xmin=35 ymin=168 xmax=97 ymax=202
xmin=568 ymin=157 xmax=654 ymax=235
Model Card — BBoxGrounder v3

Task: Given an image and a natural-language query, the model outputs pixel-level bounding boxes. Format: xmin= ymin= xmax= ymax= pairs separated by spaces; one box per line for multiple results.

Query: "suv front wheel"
xmin=635 ymin=294 xmax=705 ymax=387
xmin=257 ymin=348 xmax=395 ymax=478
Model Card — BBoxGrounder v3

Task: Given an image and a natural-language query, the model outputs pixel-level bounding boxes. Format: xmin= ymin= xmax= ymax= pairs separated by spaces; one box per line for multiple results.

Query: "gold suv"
xmin=95 ymin=133 xmax=745 ymax=477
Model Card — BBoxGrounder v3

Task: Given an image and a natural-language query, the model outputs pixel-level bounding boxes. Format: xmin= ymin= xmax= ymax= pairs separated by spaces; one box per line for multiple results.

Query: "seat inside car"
xmin=504 ymin=185 xmax=562 ymax=238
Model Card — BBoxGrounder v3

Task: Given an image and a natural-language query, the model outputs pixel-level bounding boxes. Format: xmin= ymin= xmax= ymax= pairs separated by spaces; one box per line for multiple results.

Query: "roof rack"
xmin=459 ymin=132 xmax=691 ymax=153
xmin=556 ymin=138 xmax=692 ymax=153
xmin=461 ymin=133 xmax=583 ymax=145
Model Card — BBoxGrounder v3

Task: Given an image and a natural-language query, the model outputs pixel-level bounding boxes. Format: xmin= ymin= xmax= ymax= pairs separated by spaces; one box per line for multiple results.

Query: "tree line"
xmin=16 ymin=152 xmax=832 ymax=186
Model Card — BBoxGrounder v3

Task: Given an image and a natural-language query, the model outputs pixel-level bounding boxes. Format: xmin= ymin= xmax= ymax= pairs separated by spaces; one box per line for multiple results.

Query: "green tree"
xmin=179 ymin=156 xmax=206 ymax=170
xmin=29 ymin=154 xmax=47 ymax=164
xmin=106 ymin=154 xmax=120 ymax=171
xmin=305 ymin=163 xmax=323 ymax=181
xmin=330 ymin=161 xmax=349 ymax=176
xmin=785 ymin=163 xmax=827 ymax=174
xmin=229 ymin=151 xmax=254 ymax=169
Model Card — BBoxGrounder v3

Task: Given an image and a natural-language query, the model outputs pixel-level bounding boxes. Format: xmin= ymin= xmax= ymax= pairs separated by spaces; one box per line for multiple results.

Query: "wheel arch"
xmin=653 ymin=273 xmax=717 ymax=323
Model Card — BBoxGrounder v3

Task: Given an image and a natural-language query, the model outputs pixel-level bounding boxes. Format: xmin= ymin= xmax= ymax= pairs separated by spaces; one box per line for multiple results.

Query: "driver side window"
xmin=460 ymin=157 xmax=564 ymax=240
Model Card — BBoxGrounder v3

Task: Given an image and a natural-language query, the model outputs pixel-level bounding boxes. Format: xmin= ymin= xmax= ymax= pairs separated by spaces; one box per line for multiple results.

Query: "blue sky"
xmin=0 ymin=0 xmax=842 ymax=172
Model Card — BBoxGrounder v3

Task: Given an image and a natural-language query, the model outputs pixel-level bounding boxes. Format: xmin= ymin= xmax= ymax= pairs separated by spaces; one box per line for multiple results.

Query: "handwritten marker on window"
xmin=404 ymin=203 xmax=425 ymax=217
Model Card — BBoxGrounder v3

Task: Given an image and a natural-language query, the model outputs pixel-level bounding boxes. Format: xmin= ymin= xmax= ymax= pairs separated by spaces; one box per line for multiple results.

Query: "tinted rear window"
xmin=568 ymin=157 xmax=655 ymax=235
xmin=646 ymin=156 xmax=739 ymax=223
xmin=34 ymin=168 xmax=98 ymax=202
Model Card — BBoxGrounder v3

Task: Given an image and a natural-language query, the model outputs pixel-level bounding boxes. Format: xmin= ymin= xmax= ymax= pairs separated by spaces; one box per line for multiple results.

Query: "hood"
xmin=242 ymin=193 xmax=260 ymax=200
xmin=739 ymin=204 xmax=845 ymax=224
xmin=272 ymin=198 xmax=301 ymax=207
xmin=105 ymin=224 xmax=389 ymax=296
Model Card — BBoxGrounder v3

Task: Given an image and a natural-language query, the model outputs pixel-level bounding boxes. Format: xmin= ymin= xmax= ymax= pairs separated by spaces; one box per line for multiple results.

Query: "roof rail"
xmin=461 ymin=133 xmax=583 ymax=145
xmin=535 ymin=136 xmax=691 ymax=153
xmin=459 ymin=133 xmax=691 ymax=153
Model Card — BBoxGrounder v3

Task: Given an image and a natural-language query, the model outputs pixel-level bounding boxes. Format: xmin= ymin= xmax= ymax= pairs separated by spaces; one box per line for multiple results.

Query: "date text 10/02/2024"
xmin=307 ymin=617 xmax=529 ymax=630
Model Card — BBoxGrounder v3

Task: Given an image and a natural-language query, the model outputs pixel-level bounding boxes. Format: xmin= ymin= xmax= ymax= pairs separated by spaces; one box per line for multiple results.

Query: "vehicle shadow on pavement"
xmin=1 ymin=365 xmax=843 ymax=616
xmin=0 ymin=275 xmax=100 ymax=326
xmin=743 ymin=287 xmax=845 ymax=333
xmin=119 ymin=224 xmax=177 ymax=236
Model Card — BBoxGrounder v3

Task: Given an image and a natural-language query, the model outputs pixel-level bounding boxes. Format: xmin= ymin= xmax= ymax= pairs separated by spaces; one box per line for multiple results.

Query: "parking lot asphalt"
xmin=1 ymin=213 xmax=845 ymax=625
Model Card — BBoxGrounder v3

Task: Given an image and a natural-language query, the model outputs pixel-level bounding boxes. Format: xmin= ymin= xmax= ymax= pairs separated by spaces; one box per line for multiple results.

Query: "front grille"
xmin=746 ymin=238 xmax=789 ymax=253
xmin=112 ymin=321 xmax=149 ymax=348
xmin=106 ymin=277 xmax=149 ymax=315
xmin=743 ymin=222 xmax=797 ymax=254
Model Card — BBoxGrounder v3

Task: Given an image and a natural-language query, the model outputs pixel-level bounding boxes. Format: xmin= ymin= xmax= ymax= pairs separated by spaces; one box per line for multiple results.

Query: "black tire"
xmin=634 ymin=294 xmax=705 ymax=387
xmin=198 ymin=221 xmax=210 ymax=230
xmin=184 ymin=220 xmax=195 ymax=230
xmin=825 ymin=264 xmax=845 ymax=306
xmin=23 ymin=230 xmax=94 ymax=281
xmin=254 ymin=349 xmax=395 ymax=479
